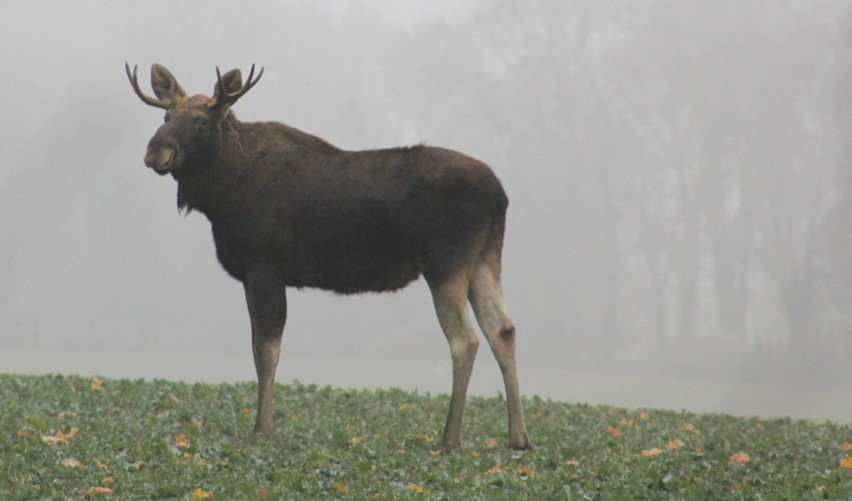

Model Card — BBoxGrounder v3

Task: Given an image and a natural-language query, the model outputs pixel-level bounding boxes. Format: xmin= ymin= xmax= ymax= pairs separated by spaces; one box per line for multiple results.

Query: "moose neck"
xmin=175 ymin=115 xmax=243 ymax=218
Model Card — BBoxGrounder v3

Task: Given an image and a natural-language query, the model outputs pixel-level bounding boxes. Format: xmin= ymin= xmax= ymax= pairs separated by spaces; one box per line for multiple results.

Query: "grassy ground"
xmin=1 ymin=374 xmax=851 ymax=499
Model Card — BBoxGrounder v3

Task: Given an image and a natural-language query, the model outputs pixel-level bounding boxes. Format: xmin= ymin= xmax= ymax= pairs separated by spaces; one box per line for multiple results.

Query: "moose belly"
xmin=211 ymin=219 xmax=422 ymax=294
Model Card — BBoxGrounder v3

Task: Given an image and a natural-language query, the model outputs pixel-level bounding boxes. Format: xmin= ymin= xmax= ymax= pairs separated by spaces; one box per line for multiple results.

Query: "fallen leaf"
xmin=606 ymin=426 xmax=623 ymax=437
xmin=484 ymin=438 xmax=498 ymax=448
xmin=683 ymin=423 xmax=699 ymax=434
xmin=351 ymin=436 xmax=363 ymax=445
xmin=66 ymin=427 xmax=79 ymax=439
xmin=101 ymin=476 xmax=115 ymax=485
xmin=667 ymin=439 xmax=684 ymax=450
xmin=399 ymin=403 xmax=411 ymax=411
xmin=41 ymin=436 xmax=60 ymax=445
xmin=170 ymin=393 xmax=181 ymax=403
xmin=130 ymin=460 xmax=145 ymax=470
xmin=607 ymin=407 xmax=619 ymax=416
xmin=566 ymin=460 xmax=580 ymax=467
xmin=840 ymin=456 xmax=852 ymax=469
xmin=422 ymin=433 xmax=434 ymax=443
xmin=84 ymin=486 xmax=112 ymax=497
xmin=618 ymin=418 xmax=634 ymax=428
xmin=840 ymin=442 xmax=852 ymax=452
xmin=519 ymin=465 xmax=536 ymax=476
xmin=485 ymin=463 xmax=503 ymax=475
xmin=333 ymin=482 xmax=349 ymax=494
xmin=60 ymin=457 xmax=84 ymax=469
xmin=639 ymin=411 xmax=651 ymax=420
xmin=428 ymin=449 xmax=442 ymax=457
xmin=729 ymin=452 xmax=751 ymax=464
xmin=406 ymin=482 xmax=425 ymax=493
xmin=642 ymin=448 xmax=664 ymax=457
xmin=175 ymin=434 xmax=190 ymax=449
xmin=190 ymin=488 xmax=211 ymax=499
xmin=257 ymin=487 xmax=271 ymax=498
xmin=91 ymin=377 xmax=103 ymax=391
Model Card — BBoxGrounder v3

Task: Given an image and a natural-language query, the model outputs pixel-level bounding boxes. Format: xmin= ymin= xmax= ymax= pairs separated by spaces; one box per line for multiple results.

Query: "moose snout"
xmin=144 ymin=138 xmax=178 ymax=175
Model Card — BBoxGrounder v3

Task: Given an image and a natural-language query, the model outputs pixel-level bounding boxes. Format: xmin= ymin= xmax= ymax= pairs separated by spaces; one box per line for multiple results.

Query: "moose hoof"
xmin=510 ymin=431 xmax=533 ymax=451
xmin=251 ymin=426 xmax=275 ymax=441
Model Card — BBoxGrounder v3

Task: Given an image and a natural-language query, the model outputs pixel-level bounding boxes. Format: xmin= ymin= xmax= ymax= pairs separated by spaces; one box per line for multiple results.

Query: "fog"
xmin=2 ymin=1 xmax=851 ymax=421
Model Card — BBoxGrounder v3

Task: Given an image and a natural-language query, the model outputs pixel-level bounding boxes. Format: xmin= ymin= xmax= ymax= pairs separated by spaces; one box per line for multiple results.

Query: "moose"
xmin=125 ymin=62 xmax=532 ymax=450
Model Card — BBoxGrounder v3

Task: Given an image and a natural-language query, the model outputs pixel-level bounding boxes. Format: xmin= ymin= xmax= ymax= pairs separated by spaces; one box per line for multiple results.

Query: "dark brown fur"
xmin=126 ymin=63 xmax=531 ymax=450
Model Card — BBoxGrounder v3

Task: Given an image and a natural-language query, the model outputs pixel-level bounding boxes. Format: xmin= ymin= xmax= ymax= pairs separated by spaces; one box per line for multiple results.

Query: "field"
xmin=2 ymin=374 xmax=851 ymax=499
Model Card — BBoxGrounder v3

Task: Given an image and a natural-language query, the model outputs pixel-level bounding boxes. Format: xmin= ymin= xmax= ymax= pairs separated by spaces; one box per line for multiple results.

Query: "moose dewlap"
xmin=125 ymin=62 xmax=531 ymax=450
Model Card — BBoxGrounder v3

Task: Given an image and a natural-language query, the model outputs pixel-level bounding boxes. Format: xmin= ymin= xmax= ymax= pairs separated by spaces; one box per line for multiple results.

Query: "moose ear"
xmin=150 ymin=64 xmax=186 ymax=108
xmin=212 ymin=69 xmax=243 ymax=102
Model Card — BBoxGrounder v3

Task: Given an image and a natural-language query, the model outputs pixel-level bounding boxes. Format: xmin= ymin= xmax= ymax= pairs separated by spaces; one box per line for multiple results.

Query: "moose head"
xmin=125 ymin=63 xmax=263 ymax=177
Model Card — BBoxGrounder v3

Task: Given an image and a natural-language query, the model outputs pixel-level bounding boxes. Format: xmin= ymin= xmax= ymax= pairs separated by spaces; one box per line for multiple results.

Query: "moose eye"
xmin=196 ymin=118 xmax=211 ymax=128
xmin=163 ymin=113 xmax=171 ymax=123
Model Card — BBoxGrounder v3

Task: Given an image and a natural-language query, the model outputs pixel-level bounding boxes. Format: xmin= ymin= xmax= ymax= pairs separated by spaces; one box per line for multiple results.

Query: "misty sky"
xmin=2 ymin=1 xmax=851 ymax=421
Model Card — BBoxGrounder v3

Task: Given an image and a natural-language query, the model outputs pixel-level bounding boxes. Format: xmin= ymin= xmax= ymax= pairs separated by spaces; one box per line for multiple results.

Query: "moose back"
xmin=125 ymin=62 xmax=531 ymax=450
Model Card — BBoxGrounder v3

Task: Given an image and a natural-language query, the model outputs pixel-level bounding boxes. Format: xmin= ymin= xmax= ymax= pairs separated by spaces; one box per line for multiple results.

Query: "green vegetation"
xmin=1 ymin=374 xmax=851 ymax=499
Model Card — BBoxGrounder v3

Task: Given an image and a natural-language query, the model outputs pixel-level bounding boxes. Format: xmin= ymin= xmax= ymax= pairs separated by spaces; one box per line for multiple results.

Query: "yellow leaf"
xmin=333 ymin=481 xmax=349 ymax=494
xmin=130 ymin=460 xmax=145 ymax=470
xmin=840 ymin=456 xmax=852 ymax=469
xmin=406 ymin=482 xmax=425 ymax=493
xmin=423 ymin=433 xmax=434 ymax=443
xmin=351 ymin=436 xmax=362 ymax=445
xmin=840 ymin=442 xmax=852 ymax=452
xmin=683 ymin=423 xmax=699 ymax=434
xmin=607 ymin=407 xmax=619 ymax=415
xmin=399 ymin=403 xmax=410 ymax=411
xmin=606 ymin=426 xmax=623 ymax=437
xmin=639 ymin=411 xmax=651 ymax=420
xmin=484 ymin=438 xmax=497 ymax=448
xmin=729 ymin=451 xmax=751 ymax=463
xmin=642 ymin=448 xmax=664 ymax=457
xmin=243 ymin=407 xmax=254 ymax=415
xmin=667 ymin=439 xmax=684 ymax=450
xmin=191 ymin=488 xmax=211 ymax=499
xmin=101 ymin=476 xmax=115 ymax=485
xmin=170 ymin=394 xmax=181 ymax=403
xmin=84 ymin=486 xmax=112 ymax=497
xmin=66 ymin=427 xmax=79 ymax=439
xmin=175 ymin=434 xmax=190 ymax=449
xmin=60 ymin=457 xmax=84 ymax=469
xmin=428 ymin=449 xmax=442 ymax=457
xmin=566 ymin=460 xmax=580 ymax=467
xmin=470 ymin=450 xmax=480 ymax=458
xmin=91 ymin=377 xmax=103 ymax=391
xmin=485 ymin=463 xmax=503 ymax=475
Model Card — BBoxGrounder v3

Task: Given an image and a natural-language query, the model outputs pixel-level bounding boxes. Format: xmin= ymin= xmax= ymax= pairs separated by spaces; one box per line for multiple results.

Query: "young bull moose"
xmin=125 ymin=62 xmax=532 ymax=450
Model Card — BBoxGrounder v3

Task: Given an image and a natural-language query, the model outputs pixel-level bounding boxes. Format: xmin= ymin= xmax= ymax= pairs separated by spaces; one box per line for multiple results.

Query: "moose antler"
xmin=125 ymin=62 xmax=169 ymax=109
xmin=211 ymin=64 xmax=264 ymax=110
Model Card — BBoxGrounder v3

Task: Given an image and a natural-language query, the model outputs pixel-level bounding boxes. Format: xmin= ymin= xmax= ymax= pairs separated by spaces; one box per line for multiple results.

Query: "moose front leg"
xmin=243 ymin=268 xmax=288 ymax=438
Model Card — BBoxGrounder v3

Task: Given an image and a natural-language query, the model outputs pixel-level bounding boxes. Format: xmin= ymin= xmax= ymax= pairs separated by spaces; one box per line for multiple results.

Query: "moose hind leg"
xmin=429 ymin=273 xmax=480 ymax=451
xmin=244 ymin=269 xmax=287 ymax=439
xmin=469 ymin=260 xmax=532 ymax=450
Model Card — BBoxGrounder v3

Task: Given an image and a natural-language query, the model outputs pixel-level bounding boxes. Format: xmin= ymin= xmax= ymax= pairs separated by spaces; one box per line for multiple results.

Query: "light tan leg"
xmin=429 ymin=273 xmax=480 ymax=451
xmin=244 ymin=269 xmax=287 ymax=439
xmin=469 ymin=259 xmax=532 ymax=450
